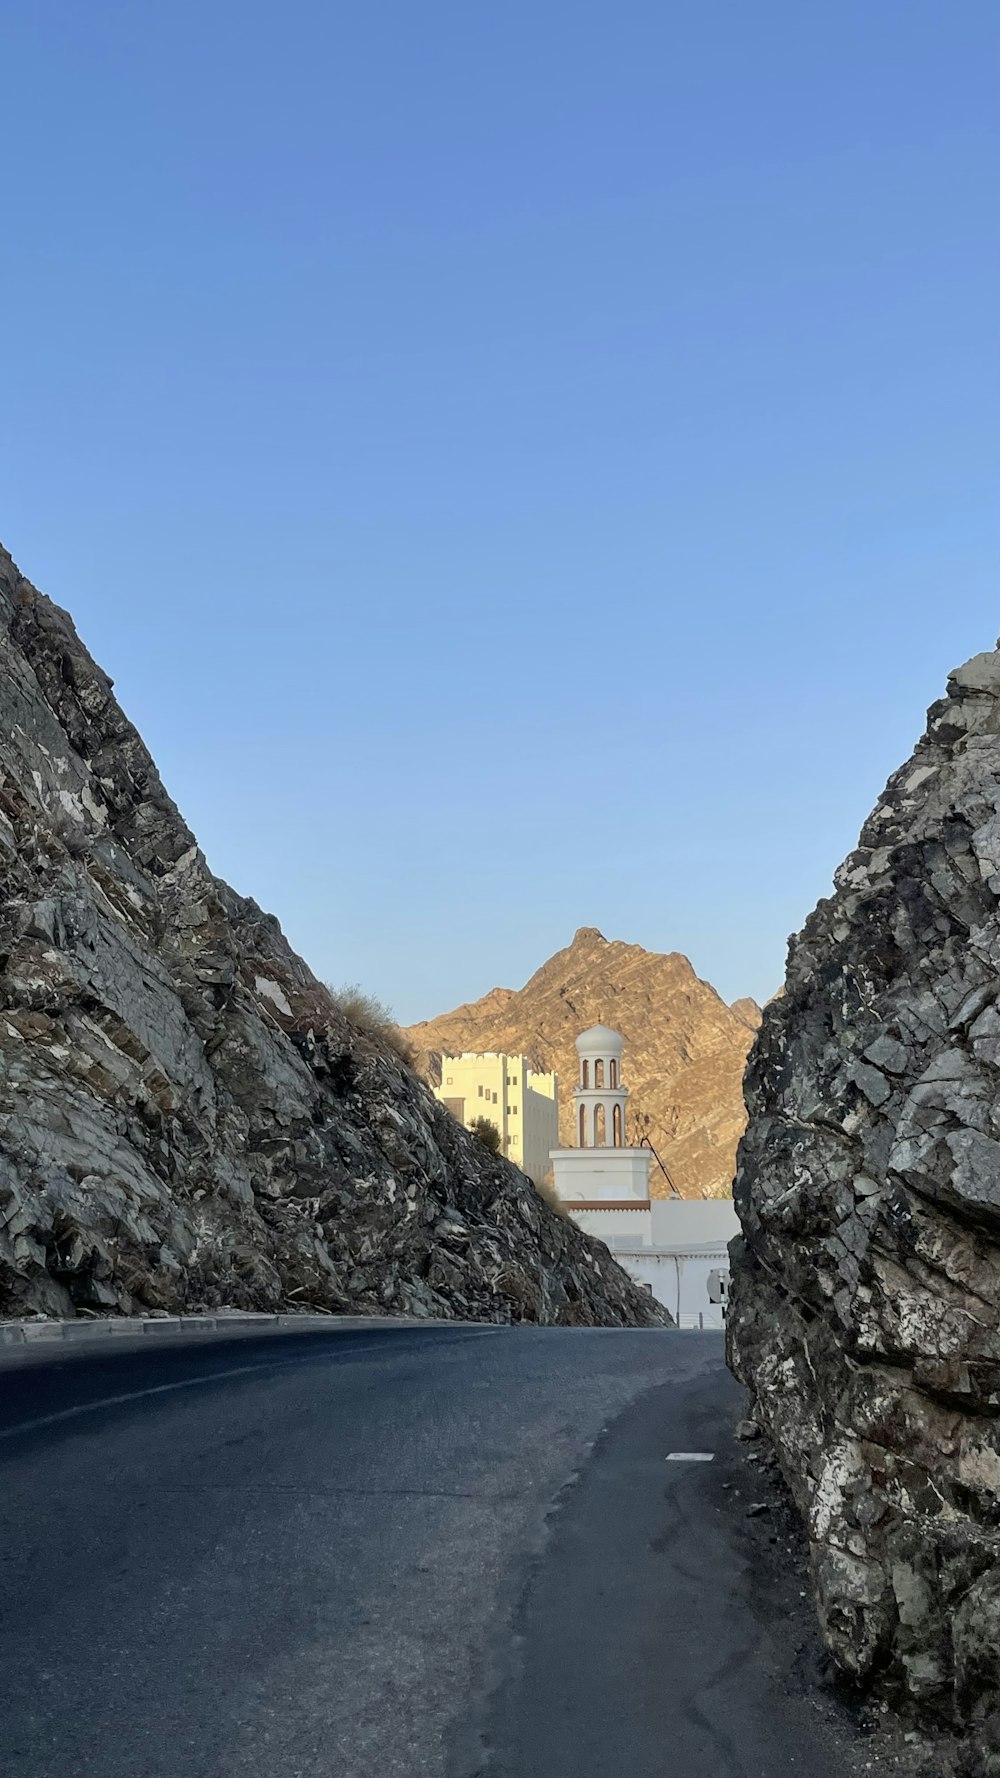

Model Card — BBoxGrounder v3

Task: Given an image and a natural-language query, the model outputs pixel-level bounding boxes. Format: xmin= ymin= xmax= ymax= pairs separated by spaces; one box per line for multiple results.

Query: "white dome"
xmin=575 ymin=1025 xmax=623 ymax=1054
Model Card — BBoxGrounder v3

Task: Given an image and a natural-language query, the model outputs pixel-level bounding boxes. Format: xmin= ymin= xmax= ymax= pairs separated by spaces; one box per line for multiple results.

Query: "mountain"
xmin=729 ymin=644 xmax=1000 ymax=1722
xmin=404 ymin=927 xmax=759 ymax=1199
xmin=0 ymin=545 xmax=663 ymax=1328
xmin=730 ymin=997 xmax=764 ymax=1031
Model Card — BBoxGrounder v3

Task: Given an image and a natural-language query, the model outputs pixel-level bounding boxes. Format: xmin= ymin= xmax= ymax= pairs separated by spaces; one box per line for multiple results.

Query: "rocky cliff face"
xmin=0 ymin=546 xmax=663 ymax=1328
xmin=729 ymin=643 xmax=1000 ymax=1726
xmin=405 ymin=927 xmax=759 ymax=1199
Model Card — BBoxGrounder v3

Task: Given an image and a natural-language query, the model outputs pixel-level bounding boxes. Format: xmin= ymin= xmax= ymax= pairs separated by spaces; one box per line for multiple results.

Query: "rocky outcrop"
xmin=729 ymin=642 xmax=1000 ymax=1725
xmin=0 ymin=545 xmax=664 ymax=1328
xmin=405 ymin=927 xmax=759 ymax=1199
xmin=730 ymin=997 xmax=764 ymax=1032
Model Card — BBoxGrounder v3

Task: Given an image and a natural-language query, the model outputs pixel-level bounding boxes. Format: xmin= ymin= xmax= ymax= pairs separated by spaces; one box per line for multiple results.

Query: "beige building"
xmin=435 ymin=1053 xmax=559 ymax=1186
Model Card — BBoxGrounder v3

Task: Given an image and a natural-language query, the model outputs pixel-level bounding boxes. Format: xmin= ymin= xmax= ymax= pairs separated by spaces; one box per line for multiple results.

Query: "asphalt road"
xmin=0 ymin=1323 xmax=859 ymax=1778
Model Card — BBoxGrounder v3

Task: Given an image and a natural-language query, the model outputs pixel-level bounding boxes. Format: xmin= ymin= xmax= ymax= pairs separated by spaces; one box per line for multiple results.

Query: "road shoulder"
xmin=473 ymin=1358 xmax=872 ymax=1778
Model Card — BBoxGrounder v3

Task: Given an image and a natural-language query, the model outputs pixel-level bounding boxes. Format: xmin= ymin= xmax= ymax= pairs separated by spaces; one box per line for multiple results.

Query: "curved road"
xmin=0 ymin=1324 xmax=857 ymax=1778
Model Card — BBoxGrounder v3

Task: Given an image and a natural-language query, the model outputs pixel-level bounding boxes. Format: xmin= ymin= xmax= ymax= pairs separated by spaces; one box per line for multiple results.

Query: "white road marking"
xmin=665 ymin=1452 xmax=715 ymax=1462
xmin=0 ymin=1330 xmax=494 ymax=1442
xmin=0 ymin=1358 xmax=296 ymax=1441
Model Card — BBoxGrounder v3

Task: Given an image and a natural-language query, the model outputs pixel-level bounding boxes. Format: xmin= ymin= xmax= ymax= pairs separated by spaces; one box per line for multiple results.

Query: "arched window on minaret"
xmin=579 ymin=1103 xmax=587 ymax=1147
xmin=594 ymin=1103 xmax=607 ymax=1147
xmin=610 ymin=1059 xmax=618 ymax=1089
xmin=594 ymin=1059 xmax=605 ymax=1089
xmin=613 ymin=1103 xmax=623 ymax=1147
xmin=581 ymin=1058 xmax=589 ymax=1088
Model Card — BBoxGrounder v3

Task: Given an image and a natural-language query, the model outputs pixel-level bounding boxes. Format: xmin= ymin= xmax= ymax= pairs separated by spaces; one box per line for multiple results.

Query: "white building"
xmin=435 ymin=1052 xmax=559 ymax=1187
xmin=550 ymin=1025 xmax=738 ymax=1326
xmin=604 ymin=1199 xmax=739 ymax=1328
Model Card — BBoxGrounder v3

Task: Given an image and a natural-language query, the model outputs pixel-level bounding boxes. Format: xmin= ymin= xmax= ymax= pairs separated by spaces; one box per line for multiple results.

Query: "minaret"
xmin=549 ymin=1021 xmax=736 ymax=1324
xmin=550 ymin=1023 xmax=651 ymax=1208
xmin=573 ymin=1024 xmax=628 ymax=1149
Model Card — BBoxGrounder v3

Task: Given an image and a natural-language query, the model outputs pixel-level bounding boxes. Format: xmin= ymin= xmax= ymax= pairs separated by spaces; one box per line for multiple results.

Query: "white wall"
xmin=549 ymin=1147 xmax=652 ymax=1203
xmin=598 ymin=1200 xmax=739 ymax=1327
xmin=521 ymin=1070 xmax=559 ymax=1187
xmin=649 ymin=1198 xmax=739 ymax=1246
xmin=607 ymin=1245 xmax=729 ymax=1327
xmin=564 ymin=1205 xmax=653 ymax=1245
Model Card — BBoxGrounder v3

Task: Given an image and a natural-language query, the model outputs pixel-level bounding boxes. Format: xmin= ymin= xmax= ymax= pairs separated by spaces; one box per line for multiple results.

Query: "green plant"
xmin=327 ymin=983 xmax=415 ymax=1068
xmin=468 ymin=1115 xmax=501 ymax=1153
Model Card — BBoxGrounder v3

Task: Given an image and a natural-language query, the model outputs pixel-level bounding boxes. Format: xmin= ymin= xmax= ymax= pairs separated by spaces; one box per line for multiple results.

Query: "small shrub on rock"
xmin=534 ymin=1176 xmax=569 ymax=1218
xmin=469 ymin=1116 xmax=501 ymax=1153
xmin=327 ymin=983 xmax=415 ymax=1068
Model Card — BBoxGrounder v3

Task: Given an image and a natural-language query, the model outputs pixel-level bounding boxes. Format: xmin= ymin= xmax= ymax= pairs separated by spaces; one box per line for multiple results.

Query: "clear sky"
xmin=3 ymin=1 xmax=999 ymax=1022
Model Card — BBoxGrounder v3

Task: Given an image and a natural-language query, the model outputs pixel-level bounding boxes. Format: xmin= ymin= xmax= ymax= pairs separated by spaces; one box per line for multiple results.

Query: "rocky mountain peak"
xmin=405 ymin=932 xmax=758 ymax=1199
xmin=570 ymin=926 xmax=607 ymax=947
xmin=729 ymin=997 xmax=764 ymax=1032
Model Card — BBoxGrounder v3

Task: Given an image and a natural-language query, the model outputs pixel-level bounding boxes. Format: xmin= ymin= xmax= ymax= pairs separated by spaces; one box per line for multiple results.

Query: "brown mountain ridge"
xmin=404 ymin=927 xmax=759 ymax=1200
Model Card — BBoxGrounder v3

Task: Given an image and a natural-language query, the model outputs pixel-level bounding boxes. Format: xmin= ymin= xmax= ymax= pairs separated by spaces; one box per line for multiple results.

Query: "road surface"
xmin=0 ymin=1323 xmax=858 ymax=1778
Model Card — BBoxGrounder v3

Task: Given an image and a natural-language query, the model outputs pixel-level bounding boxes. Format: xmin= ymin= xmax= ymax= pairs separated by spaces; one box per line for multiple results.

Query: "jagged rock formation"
xmin=730 ymin=996 xmax=765 ymax=1032
xmin=405 ymin=927 xmax=759 ymax=1199
xmin=729 ymin=642 xmax=1000 ymax=1726
xmin=0 ymin=546 xmax=664 ymax=1328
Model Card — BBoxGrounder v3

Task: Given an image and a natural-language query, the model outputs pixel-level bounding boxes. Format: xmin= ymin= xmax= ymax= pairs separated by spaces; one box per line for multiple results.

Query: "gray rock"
xmin=0 ymin=545 xmax=665 ymax=1332
xmin=729 ymin=638 xmax=1000 ymax=1724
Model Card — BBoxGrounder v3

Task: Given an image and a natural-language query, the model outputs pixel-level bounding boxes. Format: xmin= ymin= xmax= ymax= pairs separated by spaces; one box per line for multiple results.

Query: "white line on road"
xmin=0 ymin=1331 xmax=497 ymax=1443
xmin=0 ymin=1358 xmax=301 ymax=1442
xmin=665 ymin=1452 xmax=715 ymax=1462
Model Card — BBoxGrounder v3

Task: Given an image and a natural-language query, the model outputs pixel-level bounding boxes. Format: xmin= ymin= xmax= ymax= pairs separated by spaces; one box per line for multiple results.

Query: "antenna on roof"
xmin=639 ymin=1135 xmax=682 ymax=1198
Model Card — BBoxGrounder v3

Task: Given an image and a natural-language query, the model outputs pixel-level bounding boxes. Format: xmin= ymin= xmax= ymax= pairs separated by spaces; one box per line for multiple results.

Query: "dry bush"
xmin=534 ymin=1176 xmax=570 ymax=1219
xmin=327 ymin=983 xmax=415 ymax=1068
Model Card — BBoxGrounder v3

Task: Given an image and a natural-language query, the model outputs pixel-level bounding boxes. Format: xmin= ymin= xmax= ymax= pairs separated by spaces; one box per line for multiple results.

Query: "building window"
xmin=478 ymin=1086 xmax=484 ymax=1098
xmin=446 ymin=1076 xmax=453 ymax=1085
xmin=610 ymin=1059 xmax=618 ymax=1089
xmin=492 ymin=1092 xmax=498 ymax=1104
xmin=581 ymin=1059 xmax=589 ymax=1088
xmin=594 ymin=1059 xmax=605 ymax=1088
xmin=510 ymin=1104 xmax=518 ymax=1116
xmin=613 ymin=1103 xmax=623 ymax=1147
xmin=594 ymin=1103 xmax=607 ymax=1146
xmin=579 ymin=1103 xmax=587 ymax=1147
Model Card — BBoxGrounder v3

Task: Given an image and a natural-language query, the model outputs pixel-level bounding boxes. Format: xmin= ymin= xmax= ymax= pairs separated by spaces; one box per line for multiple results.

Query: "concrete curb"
xmin=0 ymin=1315 xmax=681 ymax=1359
xmin=0 ymin=1312 xmax=431 ymax=1348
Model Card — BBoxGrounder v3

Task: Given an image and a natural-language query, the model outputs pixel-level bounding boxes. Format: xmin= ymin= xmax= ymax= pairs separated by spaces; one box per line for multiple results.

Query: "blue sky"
xmin=3 ymin=1 xmax=999 ymax=1021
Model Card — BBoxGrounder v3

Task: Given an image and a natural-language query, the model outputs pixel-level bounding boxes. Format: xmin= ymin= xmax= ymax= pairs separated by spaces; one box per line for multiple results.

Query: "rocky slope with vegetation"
xmin=405 ymin=927 xmax=759 ymax=1198
xmin=729 ymin=642 xmax=1000 ymax=1731
xmin=0 ymin=544 xmax=663 ymax=1328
